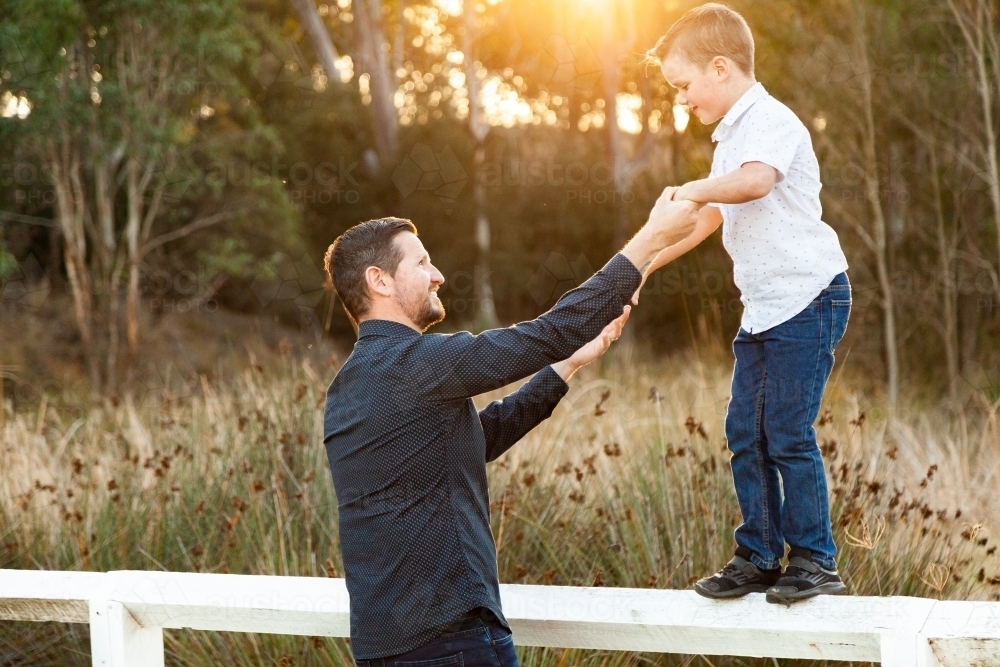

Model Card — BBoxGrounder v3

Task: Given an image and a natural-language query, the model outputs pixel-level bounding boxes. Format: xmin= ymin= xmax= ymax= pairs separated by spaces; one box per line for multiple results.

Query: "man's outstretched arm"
xmin=411 ymin=194 xmax=700 ymax=403
xmin=478 ymin=308 xmax=630 ymax=462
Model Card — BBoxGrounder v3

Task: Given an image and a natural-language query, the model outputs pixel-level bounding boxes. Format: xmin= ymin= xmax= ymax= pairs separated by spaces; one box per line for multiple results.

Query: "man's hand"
xmin=621 ymin=189 xmax=701 ymax=274
xmin=552 ymin=306 xmax=631 ymax=382
xmin=631 ymin=204 xmax=723 ymax=305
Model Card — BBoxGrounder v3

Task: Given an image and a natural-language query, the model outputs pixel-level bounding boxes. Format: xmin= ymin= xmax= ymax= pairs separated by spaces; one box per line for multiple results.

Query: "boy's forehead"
xmin=660 ymin=53 xmax=703 ymax=84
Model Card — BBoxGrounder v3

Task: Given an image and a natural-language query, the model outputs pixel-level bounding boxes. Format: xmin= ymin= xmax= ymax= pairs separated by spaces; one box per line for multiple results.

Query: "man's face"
xmin=390 ymin=232 xmax=446 ymax=331
xmin=661 ymin=53 xmax=731 ymax=126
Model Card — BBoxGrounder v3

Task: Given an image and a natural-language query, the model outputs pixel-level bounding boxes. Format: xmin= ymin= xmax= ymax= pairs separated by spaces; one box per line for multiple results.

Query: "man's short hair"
xmin=324 ymin=217 xmax=418 ymax=324
xmin=644 ymin=3 xmax=755 ymax=77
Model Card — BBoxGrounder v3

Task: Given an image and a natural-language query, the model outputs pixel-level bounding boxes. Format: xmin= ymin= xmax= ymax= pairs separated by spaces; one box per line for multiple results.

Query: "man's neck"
xmin=358 ymin=310 xmax=421 ymax=333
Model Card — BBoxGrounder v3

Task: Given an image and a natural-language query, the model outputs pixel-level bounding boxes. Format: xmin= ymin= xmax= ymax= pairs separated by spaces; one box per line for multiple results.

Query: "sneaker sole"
xmin=694 ymin=581 xmax=773 ymax=599
xmin=765 ymin=581 xmax=848 ymax=605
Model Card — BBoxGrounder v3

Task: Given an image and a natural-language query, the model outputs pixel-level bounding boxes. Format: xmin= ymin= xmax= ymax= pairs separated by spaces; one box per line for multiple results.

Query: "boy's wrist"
xmin=677 ymin=180 xmax=710 ymax=203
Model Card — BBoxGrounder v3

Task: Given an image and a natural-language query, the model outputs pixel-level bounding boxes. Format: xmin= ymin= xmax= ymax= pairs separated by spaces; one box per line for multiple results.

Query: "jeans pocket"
xmin=395 ymin=654 xmax=464 ymax=667
xmin=831 ymin=300 xmax=851 ymax=352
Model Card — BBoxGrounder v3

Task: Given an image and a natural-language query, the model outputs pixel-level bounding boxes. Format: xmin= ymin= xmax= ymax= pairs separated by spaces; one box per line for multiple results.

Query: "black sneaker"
xmin=693 ymin=551 xmax=781 ymax=599
xmin=766 ymin=550 xmax=847 ymax=605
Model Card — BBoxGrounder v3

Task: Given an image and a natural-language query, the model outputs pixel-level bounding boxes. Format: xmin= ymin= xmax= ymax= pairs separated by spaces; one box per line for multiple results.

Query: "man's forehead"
xmin=396 ymin=231 xmax=428 ymax=257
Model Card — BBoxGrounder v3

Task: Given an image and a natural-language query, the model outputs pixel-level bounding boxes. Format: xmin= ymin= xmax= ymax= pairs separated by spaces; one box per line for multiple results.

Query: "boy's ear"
xmin=710 ymin=55 xmax=730 ymax=81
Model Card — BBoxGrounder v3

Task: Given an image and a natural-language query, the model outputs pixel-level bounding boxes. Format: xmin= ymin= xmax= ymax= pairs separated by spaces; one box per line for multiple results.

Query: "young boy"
xmin=639 ymin=4 xmax=851 ymax=604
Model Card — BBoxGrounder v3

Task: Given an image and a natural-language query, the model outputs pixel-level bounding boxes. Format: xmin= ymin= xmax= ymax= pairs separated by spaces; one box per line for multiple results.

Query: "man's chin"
xmin=415 ymin=298 xmax=445 ymax=331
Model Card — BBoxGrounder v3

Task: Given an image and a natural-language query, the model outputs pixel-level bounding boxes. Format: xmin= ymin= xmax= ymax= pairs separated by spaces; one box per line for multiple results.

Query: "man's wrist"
xmin=551 ymin=359 xmax=579 ymax=382
xmin=620 ymin=226 xmax=660 ymax=275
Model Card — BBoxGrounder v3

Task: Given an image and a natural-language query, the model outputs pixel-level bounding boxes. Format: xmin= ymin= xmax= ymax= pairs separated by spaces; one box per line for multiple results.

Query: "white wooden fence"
xmin=1 ymin=569 xmax=998 ymax=666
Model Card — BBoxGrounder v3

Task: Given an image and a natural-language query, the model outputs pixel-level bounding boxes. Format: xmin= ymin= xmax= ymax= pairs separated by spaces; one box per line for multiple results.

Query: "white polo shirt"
xmin=709 ymin=82 xmax=848 ymax=334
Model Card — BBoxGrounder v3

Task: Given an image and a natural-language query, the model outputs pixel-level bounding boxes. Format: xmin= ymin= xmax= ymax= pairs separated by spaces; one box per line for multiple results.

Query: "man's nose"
xmin=431 ymin=266 xmax=445 ymax=285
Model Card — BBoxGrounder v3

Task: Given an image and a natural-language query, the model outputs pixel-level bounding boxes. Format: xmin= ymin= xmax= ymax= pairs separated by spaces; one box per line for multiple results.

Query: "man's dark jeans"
xmin=726 ymin=272 xmax=851 ymax=572
xmin=355 ymin=612 xmax=518 ymax=667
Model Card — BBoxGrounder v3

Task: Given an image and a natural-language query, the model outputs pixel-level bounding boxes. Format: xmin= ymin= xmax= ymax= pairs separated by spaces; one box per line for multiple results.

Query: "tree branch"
xmin=142 ymin=209 xmax=244 ymax=254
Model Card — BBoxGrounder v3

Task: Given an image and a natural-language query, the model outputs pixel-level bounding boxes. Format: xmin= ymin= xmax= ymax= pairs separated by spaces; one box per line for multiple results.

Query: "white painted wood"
xmin=4 ymin=567 xmax=1000 ymax=666
xmin=500 ymin=585 xmax=883 ymax=661
xmin=0 ymin=569 xmax=104 ymax=622
xmin=109 ymin=570 xmax=351 ymax=636
xmin=89 ymin=573 xmax=164 ymax=667
xmin=870 ymin=597 xmax=936 ymax=667
xmin=921 ymin=600 xmax=1000 ymax=667
xmin=89 ymin=600 xmax=164 ymax=667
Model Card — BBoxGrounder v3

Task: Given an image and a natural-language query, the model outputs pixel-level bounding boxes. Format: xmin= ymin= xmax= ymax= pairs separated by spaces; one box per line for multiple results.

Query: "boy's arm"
xmin=632 ymin=205 xmax=723 ymax=304
xmin=674 ymin=161 xmax=778 ymax=205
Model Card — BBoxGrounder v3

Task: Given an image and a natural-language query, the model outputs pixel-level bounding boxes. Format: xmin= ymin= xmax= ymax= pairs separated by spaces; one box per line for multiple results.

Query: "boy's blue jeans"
xmin=725 ymin=272 xmax=851 ymax=571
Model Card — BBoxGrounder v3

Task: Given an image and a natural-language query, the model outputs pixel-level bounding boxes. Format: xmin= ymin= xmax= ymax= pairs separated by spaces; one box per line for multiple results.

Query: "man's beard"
xmin=406 ymin=290 xmax=445 ymax=331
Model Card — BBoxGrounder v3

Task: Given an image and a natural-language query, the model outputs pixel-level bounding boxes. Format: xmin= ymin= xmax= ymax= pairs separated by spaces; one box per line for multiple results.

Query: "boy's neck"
xmin=717 ymin=75 xmax=758 ymax=121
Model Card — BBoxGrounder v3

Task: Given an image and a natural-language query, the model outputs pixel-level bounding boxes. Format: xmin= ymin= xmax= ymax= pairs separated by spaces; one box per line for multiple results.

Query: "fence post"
xmin=89 ymin=573 xmax=164 ymax=667
xmin=878 ymin=597 xmax=936 ymax=667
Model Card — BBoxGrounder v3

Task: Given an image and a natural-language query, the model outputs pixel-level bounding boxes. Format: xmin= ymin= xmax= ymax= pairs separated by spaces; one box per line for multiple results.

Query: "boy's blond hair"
xmin=644 ymin=3 xmax=755 ymax=76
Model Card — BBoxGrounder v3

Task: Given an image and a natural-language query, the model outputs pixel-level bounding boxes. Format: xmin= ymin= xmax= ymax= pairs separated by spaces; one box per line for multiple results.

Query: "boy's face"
xmin=660 ymin=53 xmax=733 ymax=126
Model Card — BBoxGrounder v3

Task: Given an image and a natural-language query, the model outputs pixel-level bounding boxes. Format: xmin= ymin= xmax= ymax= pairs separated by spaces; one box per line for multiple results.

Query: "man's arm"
xmin=478 ymin=367 xmax=567 ymax=462
xmin=409 ymin=195 xmax=699 ymax=403
xmin=633 ymin=206 xmax=723 ymax=304
xmin=478 ymin=306 xmax=630 ymax=461
xmin=674 ymin=162 xmax=778 ymax=205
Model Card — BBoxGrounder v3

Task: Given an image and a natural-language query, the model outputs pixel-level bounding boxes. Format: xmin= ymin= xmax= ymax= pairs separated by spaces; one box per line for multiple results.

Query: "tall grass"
xmin=1 ymin=347 xmax=998 ymax=666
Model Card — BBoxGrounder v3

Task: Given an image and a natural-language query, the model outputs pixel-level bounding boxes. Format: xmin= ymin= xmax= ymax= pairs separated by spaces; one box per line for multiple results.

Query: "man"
xmin=322 ymin=191 xmax=699 ymax=667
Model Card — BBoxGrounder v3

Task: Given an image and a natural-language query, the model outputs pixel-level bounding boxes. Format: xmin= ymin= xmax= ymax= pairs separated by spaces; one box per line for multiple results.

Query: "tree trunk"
xmin=48 ymin=139 xmax=99 ymax=389
xmin=355 ymin=0 xmax=399 ymax=165
xmin=290 ymin=0 xmax=348 ymax=82
xmin=948 ymin=0 xmax=1000 ymax=302
xmin=464 ymin=2 xmax=498 ymax=329
xmin=856 ymin=29 xmax=900 ymax=406
xmin=929 ymin=143 xmax=960 ymax=405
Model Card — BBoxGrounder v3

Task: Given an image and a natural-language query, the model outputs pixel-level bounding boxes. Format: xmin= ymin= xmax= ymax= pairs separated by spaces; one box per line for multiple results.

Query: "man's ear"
xmin=365 ymin=265 xmax=393 ymax=298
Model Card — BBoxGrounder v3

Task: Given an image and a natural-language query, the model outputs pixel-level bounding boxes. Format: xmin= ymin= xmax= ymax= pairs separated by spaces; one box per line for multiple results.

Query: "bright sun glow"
xmin=1 ymin=91 xmax=32 ymax=119
xmin=616 ymin=93 xmax=643 ymax=134
xmin=673 ymin=103 xmax=690 ymax=133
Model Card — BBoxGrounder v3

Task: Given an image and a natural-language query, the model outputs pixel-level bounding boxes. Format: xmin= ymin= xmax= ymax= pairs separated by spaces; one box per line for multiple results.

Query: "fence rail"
xmin=1 ymin=569 xmax=998 ymax=666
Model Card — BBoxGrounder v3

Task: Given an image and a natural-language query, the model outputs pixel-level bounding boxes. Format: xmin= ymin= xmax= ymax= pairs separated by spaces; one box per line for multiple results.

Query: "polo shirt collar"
xmin=711 ymin=81 xmax=768 ymax=142
xmin=358 ymin=319 xmax=422 ymax=340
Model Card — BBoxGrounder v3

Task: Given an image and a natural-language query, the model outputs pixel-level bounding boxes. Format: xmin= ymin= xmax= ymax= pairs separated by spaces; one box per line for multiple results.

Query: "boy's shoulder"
xmin=743 ymin=91 xmax=806 ymax=134
xmin=746 ymin=94 xmax=808 ymax=132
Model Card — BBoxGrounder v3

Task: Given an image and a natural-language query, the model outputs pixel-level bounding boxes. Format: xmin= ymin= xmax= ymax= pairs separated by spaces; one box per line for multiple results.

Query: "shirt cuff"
xmin=536 ymin=365 xmax=570 ymax=401
xmin=604 ymin=253 xmax=644 ymax=303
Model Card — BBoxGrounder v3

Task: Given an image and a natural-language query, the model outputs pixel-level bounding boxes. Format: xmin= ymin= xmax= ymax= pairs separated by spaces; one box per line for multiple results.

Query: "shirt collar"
xmin=711 ymin=82 xmax=768 ymax=142
xmin=358 ymin=319 xmax=422 ymax=340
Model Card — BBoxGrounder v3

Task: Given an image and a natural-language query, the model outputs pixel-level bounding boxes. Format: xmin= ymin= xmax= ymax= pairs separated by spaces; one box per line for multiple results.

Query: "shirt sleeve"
xmin=409 ymin=253 xmax=641 ymax=403
xmin=737 ymin=106 xmax=804 ymax=183
xmin=478 ymin=365 xmax=568 ymax=462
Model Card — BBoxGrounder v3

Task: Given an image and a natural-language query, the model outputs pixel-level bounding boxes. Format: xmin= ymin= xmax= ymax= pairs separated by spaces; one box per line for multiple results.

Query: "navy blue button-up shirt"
xmin=323 ymin=253 xmax=641 ymax=659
